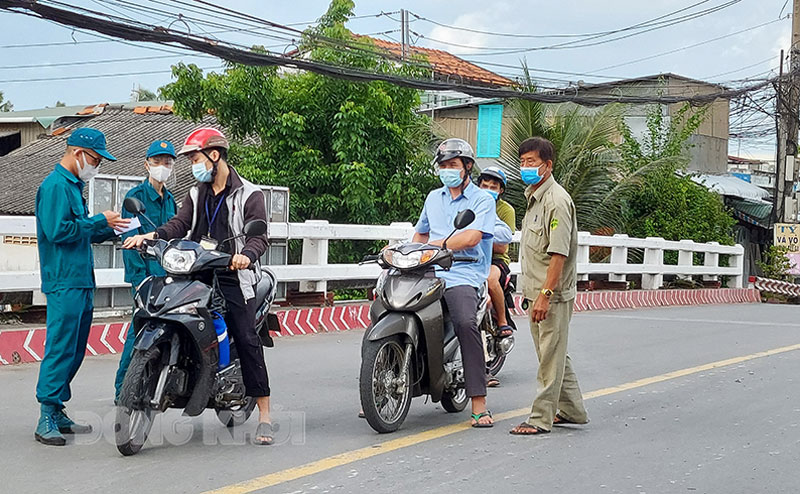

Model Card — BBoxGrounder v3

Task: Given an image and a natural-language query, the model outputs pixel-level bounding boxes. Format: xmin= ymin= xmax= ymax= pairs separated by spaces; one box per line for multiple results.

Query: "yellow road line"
xmin=203 ymin=342 xmax=800 ymax=494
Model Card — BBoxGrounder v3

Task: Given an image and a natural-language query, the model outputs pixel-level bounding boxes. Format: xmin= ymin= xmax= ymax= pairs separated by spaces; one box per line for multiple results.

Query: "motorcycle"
xmin=482 ymin=272 xmax=517 ymax=377
xmin=359 ymin=209 xmax=486 ymax=433
xmin=114 ymin=197 xmax=280 ymax=456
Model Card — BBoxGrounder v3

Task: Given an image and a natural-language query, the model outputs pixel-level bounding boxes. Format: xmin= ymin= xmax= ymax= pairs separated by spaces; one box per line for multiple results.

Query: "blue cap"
xmin=146 ymin=140 xmax=176 ymax=159
xmin=66 ymin=127 xmax=116 ymax=161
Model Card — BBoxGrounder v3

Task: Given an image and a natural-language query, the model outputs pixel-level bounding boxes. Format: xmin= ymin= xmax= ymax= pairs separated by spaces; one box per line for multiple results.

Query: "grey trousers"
xmin=443 ymin=285 xmax=486 ymax=398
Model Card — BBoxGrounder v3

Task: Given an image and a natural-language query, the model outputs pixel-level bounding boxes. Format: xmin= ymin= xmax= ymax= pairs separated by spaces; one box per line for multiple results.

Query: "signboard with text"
xmin=774 ymin=223 xmax=800 ymax=252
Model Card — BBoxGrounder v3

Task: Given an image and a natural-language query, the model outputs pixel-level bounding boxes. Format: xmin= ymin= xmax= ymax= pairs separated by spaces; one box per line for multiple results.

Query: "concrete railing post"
xmin=577 ymin=231 xmax=590 ymax=281
xmin=730 ymin=245 xmax=745 ymax=288
xmin=609 ymin=234 xmax=629 ymax=283
xmin=703 ymin=242 xmax=720 ymax=282
xmin=642 ymin=237 xmax=664 ymax=290
xmin=677 ymin=239 xmax=694 ymax=280
xmin=299 ymin=220 xmax=329 ymax=293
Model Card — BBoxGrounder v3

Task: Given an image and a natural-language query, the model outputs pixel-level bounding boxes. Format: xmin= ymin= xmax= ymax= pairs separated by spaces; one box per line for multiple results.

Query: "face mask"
xmin=192 ymin=161 xmax=213 ymax=183
xmin=148 ymin=165 xmax=172 ymax=183
xmin=520 ymin=166 xmax=543 ymax=185
xmin=438 ymin=168 xmax=463 ymax=188
xmin=485 ymin=189 xmax=499 ymax=201
xmin=76 ymin=152 xmax=99 ymax=182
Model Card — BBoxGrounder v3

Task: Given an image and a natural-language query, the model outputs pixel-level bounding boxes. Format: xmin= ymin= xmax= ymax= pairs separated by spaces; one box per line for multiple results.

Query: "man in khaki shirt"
xmin=510 ymin=137 xmax=589 ymax=436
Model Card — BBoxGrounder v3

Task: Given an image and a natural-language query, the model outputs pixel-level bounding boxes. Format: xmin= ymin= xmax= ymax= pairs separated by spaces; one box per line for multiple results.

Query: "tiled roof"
xmin=0 ymin=105 xmax=217 ymax=215
xmin=360 ymin=36 xmax=514 ymax=88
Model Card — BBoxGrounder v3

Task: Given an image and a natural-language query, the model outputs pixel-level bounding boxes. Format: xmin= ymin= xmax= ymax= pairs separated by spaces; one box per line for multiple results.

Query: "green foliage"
xmin=161 ymin=0 xmax=437 ymax=263
xmin=136 ymin=86 xmax=159 ymax=101
xmin=497 ymin=68 xmax=734 ymax=249
xmin=0 ymin=91 xmax=12 ymax=112
xmin=757 ymin=245 xmax=794 ymax=281
xmin=497 ymin=63 xmax=656 ymax=233
xmin=54 ymin=101 xmax=66 ymax=107
xmin=619 ymin=103 xmax=735 ymax=245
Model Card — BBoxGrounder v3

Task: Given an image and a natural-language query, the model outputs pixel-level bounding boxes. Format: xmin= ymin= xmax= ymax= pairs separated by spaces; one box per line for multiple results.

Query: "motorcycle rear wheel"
xmin=360 ymin=335 xmax=412 ymax=434
xmin=440 ymin=387 xmax=468 ymax=412
xmin=115 ymin=347 xmax=162 ymax=456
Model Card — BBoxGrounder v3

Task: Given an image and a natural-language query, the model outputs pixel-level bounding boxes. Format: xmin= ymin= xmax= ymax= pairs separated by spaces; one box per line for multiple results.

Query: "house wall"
xmin=430 ymin=77 xmax=730 ymax=174
xmin=0 ymin=122 xmax=44 ymax=148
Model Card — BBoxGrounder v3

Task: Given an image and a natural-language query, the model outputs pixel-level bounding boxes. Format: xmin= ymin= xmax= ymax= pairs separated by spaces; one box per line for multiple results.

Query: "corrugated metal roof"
xmin=691 ymin=174 xmax=771 ymax=201
xmin=0 ymin=106 xmax=217 ymax=215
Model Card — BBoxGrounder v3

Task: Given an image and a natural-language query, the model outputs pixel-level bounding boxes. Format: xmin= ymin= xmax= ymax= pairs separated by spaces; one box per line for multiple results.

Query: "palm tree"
xmin=494 ymin=64 xmax=675 ymax=234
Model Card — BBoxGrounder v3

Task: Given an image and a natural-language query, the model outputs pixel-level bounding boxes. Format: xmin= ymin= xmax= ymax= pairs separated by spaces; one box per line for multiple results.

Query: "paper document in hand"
xmin=115 ymin=216 xmax=141 ymax=235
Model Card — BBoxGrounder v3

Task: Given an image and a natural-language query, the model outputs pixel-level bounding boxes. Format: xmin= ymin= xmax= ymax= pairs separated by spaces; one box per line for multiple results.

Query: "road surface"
xmin=1 ymin=303 xmax=798 ymax=494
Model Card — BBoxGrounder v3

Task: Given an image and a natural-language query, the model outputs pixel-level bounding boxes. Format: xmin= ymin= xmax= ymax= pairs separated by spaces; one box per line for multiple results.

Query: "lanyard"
xmin=205 ymin=193 xmax=226 ymax=236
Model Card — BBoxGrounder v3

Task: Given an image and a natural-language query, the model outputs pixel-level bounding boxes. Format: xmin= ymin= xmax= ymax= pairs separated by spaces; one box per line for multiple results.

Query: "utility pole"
xmin=776 ymin=0 xmax=800 ymax=224
xmin=400 ymin=9 xmax=408 ymax=60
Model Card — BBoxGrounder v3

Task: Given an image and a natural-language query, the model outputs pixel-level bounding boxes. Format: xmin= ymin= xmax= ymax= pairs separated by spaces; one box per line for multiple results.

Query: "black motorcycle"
xmin=482 ymin=273 xmax=517 ymax=377
xmin=115 ymin=197 xmax=280 ymax=456
xmin=359 ymin=210 xmax=486 ymax=433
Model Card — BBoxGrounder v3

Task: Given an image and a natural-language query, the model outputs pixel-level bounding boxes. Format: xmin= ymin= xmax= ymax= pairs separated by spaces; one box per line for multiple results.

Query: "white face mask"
xmin=76 ymin=152 xmax=99 ymax=182
xmin=148 ymin=165 xmax=172 ymax=183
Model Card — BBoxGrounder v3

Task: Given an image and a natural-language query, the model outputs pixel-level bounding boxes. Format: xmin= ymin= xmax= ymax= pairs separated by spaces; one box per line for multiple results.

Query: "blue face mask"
xmin=520 ymin=166 xmax=543 ymax=185
xmin=192 ymin=161 xmax=213 ymax=183
xmin=485 ymin=189 xmax=499 ymax=201
xmin=438 ymin=168 xmax=463 ymax=188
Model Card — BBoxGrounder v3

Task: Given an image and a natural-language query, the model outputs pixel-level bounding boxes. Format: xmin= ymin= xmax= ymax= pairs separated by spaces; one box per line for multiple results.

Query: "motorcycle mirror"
xmin=243 ymin=219 xmax=268 ymax=238
xmin=453 ymin=209 xmax=475 ymax=230
xmin=123 ymin=197 xmax=146 ymax=215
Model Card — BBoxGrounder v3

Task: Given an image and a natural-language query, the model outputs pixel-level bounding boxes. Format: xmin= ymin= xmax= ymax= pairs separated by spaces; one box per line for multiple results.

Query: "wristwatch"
xmin=540 ymin=288 xmax=554 ymax=299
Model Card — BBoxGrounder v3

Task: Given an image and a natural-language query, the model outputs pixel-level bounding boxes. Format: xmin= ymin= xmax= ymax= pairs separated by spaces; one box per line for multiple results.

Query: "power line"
xmin=408 ymin=0 xmax=715 ymax=39
xmin=435 ymin=0 xmax=743 ymax=56
xmin=285 ymin=10 xmax=400 ymax=27
xmin=0 ymin=64 xmax=224 ymax=83
xmin=590 ymin=17 xmax=786 ymax=74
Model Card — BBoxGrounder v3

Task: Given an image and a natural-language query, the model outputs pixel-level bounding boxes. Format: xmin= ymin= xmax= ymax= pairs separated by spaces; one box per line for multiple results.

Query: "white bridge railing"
xmin=0 ymin=216 xmax=744 ymax=294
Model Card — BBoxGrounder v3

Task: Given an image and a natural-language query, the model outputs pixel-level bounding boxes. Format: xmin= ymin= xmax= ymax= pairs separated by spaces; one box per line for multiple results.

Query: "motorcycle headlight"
xmin=167 ymin=301 xmax=200 ymax=315
xmin=162 ymin=248 xmax=196 ymax=274
xmin=382 ymin=249 xmax=437 ymax=269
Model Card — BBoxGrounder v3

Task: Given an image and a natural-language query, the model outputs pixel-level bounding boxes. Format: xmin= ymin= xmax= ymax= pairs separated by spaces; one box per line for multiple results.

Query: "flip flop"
xmin=358 ymin=410 xmax=366 ymax=419
xmin=487 ymin=376 xmax=500 ymax=388
xmin=471 ymin=411 xmax=494 ymax=428
xmin=553 ymin=413 xmax=588 ymax=426
xmin=254 ymin=422 xmax=276 ymax=445
xmin=509 ymin=422 xmax=549 ymax=435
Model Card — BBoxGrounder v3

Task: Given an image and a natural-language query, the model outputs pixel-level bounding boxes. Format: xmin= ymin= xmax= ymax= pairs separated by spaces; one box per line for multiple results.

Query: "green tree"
xmin=619 ymin=103 xmax=735 ymax=246
xmin=55 ymin=101 xmax=66 ymax=107
xmin=497 ymin=64 xmax=658 ymax=233
xmin=756 ymin=245 xmax=793 ymax=281
xmin=135 ymin=86 xmax=159 ymax=101
xmin=161 ymin=0 xmax=437 ymax=262
xmin=0 ymin=91 xmax=13 ymax=112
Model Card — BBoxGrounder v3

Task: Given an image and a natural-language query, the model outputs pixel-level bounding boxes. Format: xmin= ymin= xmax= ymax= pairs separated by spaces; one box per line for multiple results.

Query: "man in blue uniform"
xmin=34 ymin=127 xmax=129 ymax=446
xmin=114 ymin=140 xmax=178 ymax=401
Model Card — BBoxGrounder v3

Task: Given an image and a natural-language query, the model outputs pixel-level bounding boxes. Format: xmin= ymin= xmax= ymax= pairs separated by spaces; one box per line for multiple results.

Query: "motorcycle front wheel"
xmin=115 ymin=347 xmax=162 ymax=456
xmin=359 ymin=335 xmax=412 ymax=434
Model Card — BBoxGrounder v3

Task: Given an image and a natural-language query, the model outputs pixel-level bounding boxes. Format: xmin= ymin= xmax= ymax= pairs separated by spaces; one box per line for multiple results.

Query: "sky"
xmin=0 ymin=0 xmax=792 ymax=159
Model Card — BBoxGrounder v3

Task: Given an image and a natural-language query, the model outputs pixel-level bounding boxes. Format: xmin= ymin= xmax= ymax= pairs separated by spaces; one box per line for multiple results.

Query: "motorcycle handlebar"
xmin=453 ymin=256 xmax=478 ymax=263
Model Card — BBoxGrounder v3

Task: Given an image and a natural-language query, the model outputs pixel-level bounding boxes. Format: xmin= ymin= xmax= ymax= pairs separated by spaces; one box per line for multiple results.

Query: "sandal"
xmin=497 ymin=325 xmax=514 ymax=338
xmin=509 ymin=422 xmax=549 ymax=435
xmin=553 ymin=413 xmax=588 ymax=426
xmin=471 ymin=411 xmax=494 ymax=428
xmin=358 ymin=410 xmax=366 ymax=419
xmin=487 ymin=376 xmax=500 ymax=388
xmin=254 ymin=422 xmax=276 ymax=446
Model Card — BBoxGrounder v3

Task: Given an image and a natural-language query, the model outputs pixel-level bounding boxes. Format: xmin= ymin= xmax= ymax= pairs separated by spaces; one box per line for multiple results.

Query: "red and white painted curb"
xmin=751 ymin=276 xmax=800 ymax=297
xmin=0 ymin=288 xmax=760 ymax=366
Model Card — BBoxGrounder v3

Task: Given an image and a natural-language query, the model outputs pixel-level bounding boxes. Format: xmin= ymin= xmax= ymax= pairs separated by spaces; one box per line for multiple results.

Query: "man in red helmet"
xmin=123 ymin=128 xmax=275 ymax=445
